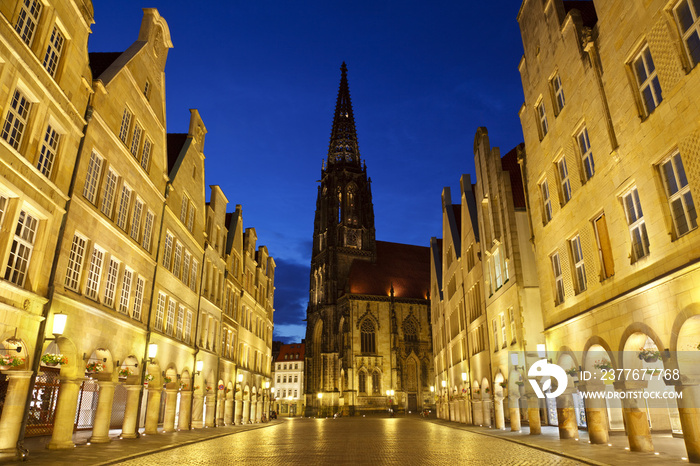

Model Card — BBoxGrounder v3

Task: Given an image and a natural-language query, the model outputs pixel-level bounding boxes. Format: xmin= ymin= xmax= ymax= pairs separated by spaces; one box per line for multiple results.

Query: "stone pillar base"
xmin=46 ymin=440 xmax=76 ymax=450
xmin=119 ymin=432 xmax=139 ymax=439
xmin=88 ymin=435 xmax=111 ymax=444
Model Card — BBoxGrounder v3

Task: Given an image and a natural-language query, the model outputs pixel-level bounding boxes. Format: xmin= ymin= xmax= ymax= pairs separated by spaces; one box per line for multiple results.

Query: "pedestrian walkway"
xmin=429 ymin=419 xmax=691 ymax=465
xmin=6 ymin=421 xmax=283 ymax=465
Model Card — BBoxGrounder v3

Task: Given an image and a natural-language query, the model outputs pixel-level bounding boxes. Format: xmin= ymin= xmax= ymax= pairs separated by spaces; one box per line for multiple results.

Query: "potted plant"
xmin=118 ymin=367 xmax=132 ymax=378
xmin=484 ymin=387 xmax=490 ymax=394
xmin=41 ymin=353 xmax=68 ymax=366
xmin=85 ymin=361 xmax=105 ymax=373
xmin=144 ymin=374 xmax=155 ymax=386
xmin=179 ymin=381 xmax=189 ymax=390
xmin=475 ymin=388 xmax=481 ymax=395
xmin=163 ymin=376 xmax=172 ymax=384
xmin=0 ymin=354 xmax=25 ymax=370
xmin=565 ymin=368 xmax=578 ymax=377
xmin=637 ymin=348 xmax=660 ymax=363
xmin=593 ymin=359 xmax=612 ymax=370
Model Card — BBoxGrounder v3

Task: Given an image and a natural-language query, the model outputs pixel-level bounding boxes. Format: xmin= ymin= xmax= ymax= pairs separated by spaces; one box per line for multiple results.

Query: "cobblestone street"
xmin=114 ymin=417 xmax=579 ymax=466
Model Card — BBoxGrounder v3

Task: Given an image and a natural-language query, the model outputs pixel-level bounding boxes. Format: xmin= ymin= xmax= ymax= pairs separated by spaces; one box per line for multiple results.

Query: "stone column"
xmin=234 ymin=399 xmax=243 ymax=425
xmin=578 ymin=382 xmax=608 ymax=444
xmin=162 ymin=388 xmax=179 ymax=432
xmin=120 ymin=384 xmax=142 ymax=438
xmin=0 ymin=370 xmax=33 ymax=458
xmin=47 ymin=377 xmax=82 ymax=449
xmin=556 ymin=390 xmax=579 ymax=439
xmin=89 ymin=380 xmax=116 ymax=443
xmin=676 ymin=384 xmax=700 ymax=463
xmin=224 ymin=397 xmax=233 ymax=425
xmin=482 ymin=396 xmax=492 ymax=427
xmin=191 ymin=392 xmax=204 ymax=428
xmin=526 ymin=394 xmax=542 ymax=435
xmin=256 ymin=399 xmax=263 ymax=422
xmin=509 ymin=393 xmax=521 ymax=431
xmin=178 ymin=390 xmax=193 ymax=430
xmin=494 ymin=394 xmax=505 ymax=430
xmin=472 ymin=400 xmax=483 ymax=425
xmin=620 ymin=389 xmax=653 ymax=452
xmin=458 ymin=399 xmax=466 ymax=424
xmin=242 ymin=400 xmax=250 ymax=424
xmin=144 ymin=387 xmax=162 ymax=435
xmin=205 ymin=393 xmax=216 ymax=427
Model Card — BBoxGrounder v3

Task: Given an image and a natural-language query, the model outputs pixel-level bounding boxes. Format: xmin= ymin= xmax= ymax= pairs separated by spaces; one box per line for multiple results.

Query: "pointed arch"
xmin=360 ymin=318 xmax=376 ymax=354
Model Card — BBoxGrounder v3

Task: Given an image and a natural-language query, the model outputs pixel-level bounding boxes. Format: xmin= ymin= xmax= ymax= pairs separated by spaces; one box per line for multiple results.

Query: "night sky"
xmin=90 ymin=1 xmax=526 ymax=343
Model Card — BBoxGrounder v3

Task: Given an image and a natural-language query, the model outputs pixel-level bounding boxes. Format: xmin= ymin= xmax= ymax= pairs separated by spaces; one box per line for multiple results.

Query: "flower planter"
xmin=643 ymin=355 xmax=658 ymax=363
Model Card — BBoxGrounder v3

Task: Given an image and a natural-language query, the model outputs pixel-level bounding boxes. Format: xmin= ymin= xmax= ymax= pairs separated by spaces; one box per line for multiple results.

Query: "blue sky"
xmin=91 ymin=1 xmax=526 ymax=343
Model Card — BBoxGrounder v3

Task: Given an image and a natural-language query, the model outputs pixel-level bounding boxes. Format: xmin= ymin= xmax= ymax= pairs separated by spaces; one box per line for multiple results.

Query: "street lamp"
xmin=317 ymin=392 xmax=323 ymax=417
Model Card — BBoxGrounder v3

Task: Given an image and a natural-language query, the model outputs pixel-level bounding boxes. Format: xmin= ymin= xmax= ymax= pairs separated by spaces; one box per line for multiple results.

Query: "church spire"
xmin=327 ymin=62 xmax=361 ymax=166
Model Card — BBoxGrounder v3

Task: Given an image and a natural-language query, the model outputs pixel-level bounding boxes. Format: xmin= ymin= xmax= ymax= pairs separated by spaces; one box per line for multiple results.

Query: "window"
xmin=622 ymin=188 xmax=650 ymax=261
xmin=183 ymin=251 xmax=191 ymax=287
xmin=141 ymin=138 xmax=151 ymax=171
xmin=187 ymin=204 xmax=195 ymax=232
xmin=166 ymin=300 xmax=176 ymax=335
xmin=372 ymin=371 xmax=380 ymax=394
xmin=557 ymin=157 xmax=572 ymax=204
xmin=536 ymin=100 xmax=548 ymax=138
xmin=116 ymin=185 xmax=132 ymax=230
xmin=674 ymin=0 xmax=700 ymax=67
xmin=359 ymin=371 xmax=367 ymax=393
xmin=184 ymin=310 xmax=193 ymax=342
xmin=190 ymin=260 xmax=198 ymax=291
xmin=660 ymin=152 xmax=697 ymax=237
xmin=551 ymin=252 xmax=565 ymax=304
xmin=14 ymin=0 xmax=42 ymax=46
xmin=118 ymin=109 xmax=131 ymax=143
xmin=577 ymin=127 xmax=595 ymax=181
xmin=540 ymin=179 xmax=553 ymax=224
xmin=2 ymin=89 xmax=31 ymax=150
xmin=551 ymin=73 xmax=565 ymax=113
xmin=130 ymin=198 xmax=143 ymax=241
xmin=100 ymin=169 xmax=118 ymax=217
xmin=5 ymin=210 xmax=39 ymax=286
xmin=143 ymin=80 xmax=151 ymax=99
xmin=143 ymin=211 xmax=154 ymax=252
xmin=508 ymin=308 xmax=516 ymax=344
xmin=162 ymin=233 xmax=173 ymax=268
xmin=570 ymin=235 xmax=587 ymax=293
xmin=180 ymin=195 xmax=189 ymax=223
xmin=173 ymin=242 xmax=182 ymax=277
xmin=64 ymin=234 xmax=86 ymax=291
xmin=500 ymin=314 xmax=507 ymax=348
xmin=85 ymin=246 xmax=104 ymax=300
xmin=132 ymin=276 xmax=144 ymax=321
xmin=593 ymin=213 xmax=615 ymax=280
xmin=155 ymin=293 xmax=166 ymax=330
xmin=493 ymin=248 xmax=503 ymax=289
xmin=103 ymin=257 xmax=119 ymax=307
xmin=130 ymin=124 xmax=142 ymax=157
xmin=492 ymin=318 xmax=499 ymax=352
xmin=37 ymin=124 xmax=60 ymax=178
xmin=83 ymin=151 xmax=103 ymax=204
xmin=176 ymin=306 xmax=185 ymax=339
xmin=43 ymin=26 xmax=64 ymax=77
xmin=632 ymin=46 xmax=663 ymax=116
xmin=360 ymin=319 xmax=376 ymax=353
xmin=118 ymin=269 xmax=132 ymax=314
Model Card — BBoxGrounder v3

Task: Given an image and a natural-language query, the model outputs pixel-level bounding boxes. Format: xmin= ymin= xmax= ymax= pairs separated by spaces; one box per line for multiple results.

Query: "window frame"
xmin=43 ymin=25 xmax=65 ymax=78
xmin=14 ymin=0 xmax=42 ymax=47
xmin=659 ymin=151 xmax=697 ymax=238
xmin=550 ymin=73 xmax=565 ymax=115
xmin=536 ymin=98 xmax=549 ymax=139
xmin=569 ymin=234 xmax=587 ymax=294
xmin=540 ymin=178 xmax=553 ymax=224
xmin=576 ymin=126 xmax=595 ymax=182
xmin=631 ymin=45 xmax=663 ymax=116
xmin=673 ymin=0 xmax=700 ymax=68
xmin=592 ymin=212 xmax=615 ymax=280
xmin=551 ymin=251 xmax=565 ymax=305
xmin=556 ymin=156 xmax=572 ymax=205
xmin=83 ymin=151 xmax=104 ymax=205
xmin=2 ymin=89 xmax=32 ymax=151
xmin=621 ymin=187 xmax=651 ymax=262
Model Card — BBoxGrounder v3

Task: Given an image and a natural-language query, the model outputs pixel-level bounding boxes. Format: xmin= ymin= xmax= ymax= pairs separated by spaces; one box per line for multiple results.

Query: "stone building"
xmin=430 ymin=129 xmax=543 ymax=431
xmin=518 ymin=0 xmax=700 ymax=459
xmin=272 ymin=342 xmax=305 ymax=417
xmin=0 ymin=0 xmax=93 ymax=458
xmin=304 ymin=64 xmax=433 ymax=416
xmin=0 ymin=3 xmax=276 ymax=461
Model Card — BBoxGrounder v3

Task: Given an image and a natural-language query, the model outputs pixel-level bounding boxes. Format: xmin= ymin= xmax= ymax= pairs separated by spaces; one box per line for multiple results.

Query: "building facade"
xmin=518 ymin=0 xmax=700 ymax=459
xmin=0 ymin=3 xmax=275 ymax=461
xmin=272 ymin=342 xmax=305 ymax=417
xmin=304 ymin=64 xmax=433 ymax=416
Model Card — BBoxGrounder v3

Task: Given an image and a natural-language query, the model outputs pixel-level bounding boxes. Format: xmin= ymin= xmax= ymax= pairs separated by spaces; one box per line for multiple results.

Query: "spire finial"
xmin=326 ymin=62 xmax=360 ymax=166
xmin=341 ymin=61 xmax=347 ymax=75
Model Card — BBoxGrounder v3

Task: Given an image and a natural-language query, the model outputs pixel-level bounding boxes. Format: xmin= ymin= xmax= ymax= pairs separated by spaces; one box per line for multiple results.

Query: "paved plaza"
xmin=7 ymin=415 xmax=693 ymax=465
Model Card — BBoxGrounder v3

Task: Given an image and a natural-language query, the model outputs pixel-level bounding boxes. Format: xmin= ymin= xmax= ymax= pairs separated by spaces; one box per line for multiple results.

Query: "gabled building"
xmin=272 ymin=342 xmax=305 ymax=417
xmin=305 ymin=64 xmax=432 ymax=416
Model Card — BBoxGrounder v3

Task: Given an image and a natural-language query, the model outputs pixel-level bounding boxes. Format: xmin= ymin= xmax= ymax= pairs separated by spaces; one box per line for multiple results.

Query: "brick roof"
xmin=276 ymin=343 xmax=305 ymax=362
xmin=347 ymin=241 xmax=430 ymax=300
xmin=500 ymin=144 xmax=526 ymax=209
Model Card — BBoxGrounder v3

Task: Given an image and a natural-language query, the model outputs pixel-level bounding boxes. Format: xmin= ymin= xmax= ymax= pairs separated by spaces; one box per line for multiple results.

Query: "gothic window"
xmin=360 ymin=319 xmax=376 ymax=353
xmin=372 ymin=371 xmax=380 ymax=394
xmin=359 ymin=371 xmax=367 ymax=394
xmin=346 ymin=185 xmax=358 ymax=225
xmin=403 ymin=318 xmax=418 ymax=342
xmin=406 ymin=360 xmax=417 ymax=391
xmin=337 ymin=187 xmax=342 ymax=224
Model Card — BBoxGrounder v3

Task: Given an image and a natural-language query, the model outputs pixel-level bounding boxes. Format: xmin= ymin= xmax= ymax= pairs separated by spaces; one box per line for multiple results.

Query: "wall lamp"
xmin=441 ymin=380 xmax=447 ymax=388
xmin=237 ymin=373 xmax=243 ymax=383
xmin=147 ymin=344 xmax=158 ymax=362
xmin=461 ymin=372 xmax=467 ymax=383
xmin=0 ymin=328 xmax=24 ymax=354
xmin=195 ymin=360 xmax=204 ymax=375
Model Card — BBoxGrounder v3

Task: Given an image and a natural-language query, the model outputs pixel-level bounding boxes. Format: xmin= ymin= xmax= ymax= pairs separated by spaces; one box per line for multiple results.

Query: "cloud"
xmin=272 ymin=258 xmax=309 ymax=342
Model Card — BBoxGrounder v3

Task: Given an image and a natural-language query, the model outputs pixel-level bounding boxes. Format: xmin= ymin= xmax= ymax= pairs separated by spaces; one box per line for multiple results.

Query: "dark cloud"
xmin=272 ymin=258 xmax=309 ymax=342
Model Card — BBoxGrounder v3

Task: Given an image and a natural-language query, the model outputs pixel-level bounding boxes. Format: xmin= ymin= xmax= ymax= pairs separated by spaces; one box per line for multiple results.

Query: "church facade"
xmin=304 ymin=64 xmax=433 ymax=416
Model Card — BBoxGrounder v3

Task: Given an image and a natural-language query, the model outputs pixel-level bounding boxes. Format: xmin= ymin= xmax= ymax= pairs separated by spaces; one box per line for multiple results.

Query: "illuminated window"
xmin=622 ymin=187 xmax=650 ymax=262
xmin=103 ymin=257 xmax=119 ymax=307
xmin=162 ymin=233 xmax=173 ymax=269
xmin=130 ymin=198 xmax=143 ymax=241
xmin=577 ymin=127 xmax=595 ymax=181
xmin=43 ymin=26 xmax=64 ymax=77
xmin=674 ymin=0 xmax=700 ymax=67
xmin=118 ymin=269 xmax=133 ymax=314
xmin=166 ymin=299 xmax=176 ymax=335
xmin=85 ymin=246 xmax=104 ymax=300
xmin=142 ymin=211 xmax=154 ymax=252
xmin=64 ymin=234 xmax=86 ymax=291
xmin=492 ymin=318 xmax=499 ymax=352
xmin=100 ymin=169 xmax=118 ymax=218
xmin=116 ymin=185 xmax=132 ymax=230
xmin=660 ymin=151 xmax=697 ymax=238
xmin=632 ymin=46 xmax=663 ymax=116
xmin=132 ymin=277 xmax=145 ymax=321
xmin=551 ymin=252 xmax=565 ymax=305
xmin=155 ymin=293 xmax=166 ymax=329
xmin=508 ymin=307 xmax=516 ymax=344
xmin=360 ymin=319 xmax=376 ymax=353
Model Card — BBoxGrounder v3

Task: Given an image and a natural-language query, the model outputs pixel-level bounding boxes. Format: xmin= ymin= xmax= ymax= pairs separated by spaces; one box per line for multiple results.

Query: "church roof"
xmin=501 ymin=144 xmax=526 ymax=209
xmin=347 ymin=241 xmax=430 ymax=300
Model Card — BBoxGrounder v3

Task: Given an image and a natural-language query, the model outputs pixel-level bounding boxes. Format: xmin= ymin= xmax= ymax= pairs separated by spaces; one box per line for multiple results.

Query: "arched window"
xmin=361 ymin=319 xmax=376 ymax=353
xmin=346 ymin=185 xmax=357 ymax=225
xmin=372 ymin=371 xmax=381 ymax=394
xmin=359 ymin=371 xmax=367 ymax=394
xmin=337 ymin=187 xmax=342 ymax=224
xmin=404 ymin=319 xmax=418 ymax=342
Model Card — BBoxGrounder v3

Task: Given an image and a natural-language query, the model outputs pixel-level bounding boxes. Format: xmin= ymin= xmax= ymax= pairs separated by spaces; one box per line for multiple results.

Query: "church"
xmin=304 ymin=64 xmax=433 ymax=416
